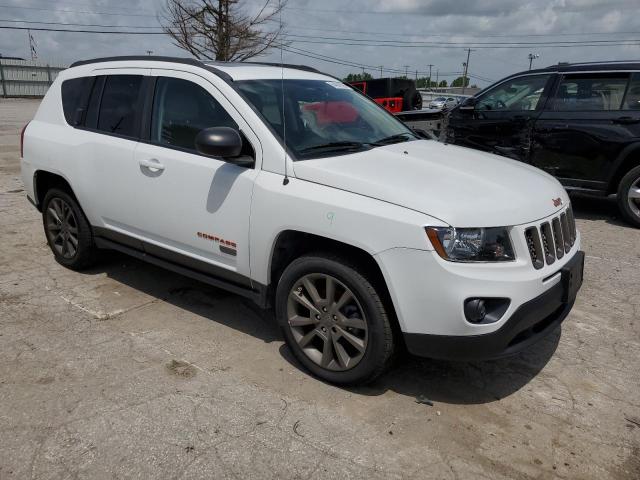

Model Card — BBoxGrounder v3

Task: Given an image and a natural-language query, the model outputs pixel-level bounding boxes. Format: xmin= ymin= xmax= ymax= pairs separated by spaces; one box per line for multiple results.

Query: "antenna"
xmin=279 ymin=0 xmax=289 ymax=186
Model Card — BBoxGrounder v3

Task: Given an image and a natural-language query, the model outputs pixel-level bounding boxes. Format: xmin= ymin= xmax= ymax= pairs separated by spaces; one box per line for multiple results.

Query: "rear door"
xmin=75 ymin=69 xmax=150 ymax=228
xmin=531 ymin=72 xmax=635 ymax=189
xmin=448 ymin=73 xmax=553 ymax=161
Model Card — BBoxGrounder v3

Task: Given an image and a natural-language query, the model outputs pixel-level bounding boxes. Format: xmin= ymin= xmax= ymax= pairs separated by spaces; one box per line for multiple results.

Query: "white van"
xmin=20 ymin=56 xmax=584 ymax=384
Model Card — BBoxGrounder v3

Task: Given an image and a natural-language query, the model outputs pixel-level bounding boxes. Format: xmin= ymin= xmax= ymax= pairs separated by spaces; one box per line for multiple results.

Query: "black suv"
xmin=446 ymin=61 xmax=640 ymax=227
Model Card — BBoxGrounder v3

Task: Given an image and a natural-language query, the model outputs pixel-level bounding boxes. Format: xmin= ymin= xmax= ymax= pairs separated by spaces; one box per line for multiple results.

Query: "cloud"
xmin=1 ymin=0 xmax=639 ymax=86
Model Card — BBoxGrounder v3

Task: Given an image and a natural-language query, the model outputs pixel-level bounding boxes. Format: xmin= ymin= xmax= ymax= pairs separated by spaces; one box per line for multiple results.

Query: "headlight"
xmin=425 ymin=227 xmax=515 ymax=262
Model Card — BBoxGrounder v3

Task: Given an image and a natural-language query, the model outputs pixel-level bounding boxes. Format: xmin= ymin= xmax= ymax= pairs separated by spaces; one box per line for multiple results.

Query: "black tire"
xmin=275 ymin=253 xmax=395 ymax=385
xmin=42 ymin=188 xmax=97 ymax=270
xmin=617 ymin=165 xmax=640 ymax=228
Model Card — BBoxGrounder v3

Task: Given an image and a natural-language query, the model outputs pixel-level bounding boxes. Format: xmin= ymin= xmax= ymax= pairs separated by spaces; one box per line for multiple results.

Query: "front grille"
xmin=525 ymin=207 xmax=576 ymax=268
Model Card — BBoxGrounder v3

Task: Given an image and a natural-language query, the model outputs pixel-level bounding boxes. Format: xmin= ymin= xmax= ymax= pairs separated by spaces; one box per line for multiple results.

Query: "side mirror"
xmin=195 ymin=127 xmax=243 ymax=159
xmin=458 ymin=97 xmax=477 ymax=111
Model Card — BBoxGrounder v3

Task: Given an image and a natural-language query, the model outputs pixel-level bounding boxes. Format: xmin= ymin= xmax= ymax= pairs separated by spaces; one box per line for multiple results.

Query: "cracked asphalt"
xmin=1 ymin=98 xmax=639 ymax=479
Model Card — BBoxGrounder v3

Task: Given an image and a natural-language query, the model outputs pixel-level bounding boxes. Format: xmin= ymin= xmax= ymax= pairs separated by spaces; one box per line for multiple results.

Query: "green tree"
xmin=451 ymin=76 xmax=470 ymax=87
xmin=344 ymin=72 xmax=373 ymax=82
xmin=438 ymin=80 xmax=448 ymax=87
xmin=416 ymin=77 xmax=431 ymax=88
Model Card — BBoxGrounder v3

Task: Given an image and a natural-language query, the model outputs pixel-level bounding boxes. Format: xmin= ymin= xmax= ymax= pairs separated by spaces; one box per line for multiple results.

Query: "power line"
xmin=3 ymin=19 xmax=640 ymax=48
xmin=4 ymin=17 xmax=640 ymax=40
xmin=0 ymin=19 xmax=163 ymax=29
xmin=2 ymin=25 xmax=638 ymax=50
xmin=285 ymin=24 xmax=640 ymax=39
xmin=281 ymin=33 xmax=640 ymax=47
xmin=0 ymin=25 xmax=165 ymax=34
xmin=0 ymin=4 xmax=156 ymax=17
xmin=279 ymin=37 xmax=640 ymax=49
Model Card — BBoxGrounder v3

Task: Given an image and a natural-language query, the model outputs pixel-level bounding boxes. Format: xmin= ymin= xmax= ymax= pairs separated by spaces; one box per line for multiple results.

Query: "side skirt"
xmin=93 ymin=234 xmax=269 ymax=308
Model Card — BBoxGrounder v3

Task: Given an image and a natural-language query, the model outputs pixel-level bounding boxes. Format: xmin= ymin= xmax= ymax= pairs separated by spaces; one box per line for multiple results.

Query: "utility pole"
xmin=427 ymin=64 xmax=434 ymax=90
xmin=379 ymin=66 xmax=383 ymax=78
xmin=528 ymin=53 xmax=540 ymax=70
xmin=435 ymin=69 xmax=439 ymax=90
xmin=415 ymin=69 xmax=418 ymax=82
xmin=404 ymin=65 xmax=409 ymax=78
xmin=462 ymin=48 xmax=473 ymax=95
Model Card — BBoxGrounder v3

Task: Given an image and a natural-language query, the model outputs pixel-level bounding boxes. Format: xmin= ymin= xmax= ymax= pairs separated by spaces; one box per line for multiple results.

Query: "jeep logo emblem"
xmin=552 ymin=197 xmax=563 ymax=207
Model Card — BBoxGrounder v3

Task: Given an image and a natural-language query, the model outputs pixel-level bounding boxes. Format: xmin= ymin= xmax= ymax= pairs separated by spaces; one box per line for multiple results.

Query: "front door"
xmin=531 ymin=72 xmax=639 ymax=189
xmin=128 ymin=71 xmax=261 ymax=281
xmin=448 ymin=74 xmax=553 ymax=162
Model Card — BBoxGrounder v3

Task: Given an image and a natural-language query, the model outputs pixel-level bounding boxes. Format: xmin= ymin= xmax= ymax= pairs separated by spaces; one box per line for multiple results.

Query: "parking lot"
xmin=0 ymin=98 xmax=638 ymax=479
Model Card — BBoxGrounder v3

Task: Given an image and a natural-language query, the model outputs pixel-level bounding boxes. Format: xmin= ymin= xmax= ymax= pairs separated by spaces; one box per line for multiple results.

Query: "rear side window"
xmin=97 ymin=75 xmax=144 ymax=137
xmin=61 ymin=77 xmax=93 ymax=126
xmin=151 ymin=77 xmax=238 ymax=152
xmin=554 ymin=74 xmax=629 ymax=111
xmin=622 ymin=73 xmax=640 ymax=110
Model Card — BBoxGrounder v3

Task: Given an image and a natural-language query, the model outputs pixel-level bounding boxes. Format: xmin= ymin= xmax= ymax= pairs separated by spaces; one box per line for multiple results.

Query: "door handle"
xmin=613 ymin=116 xmax=640 ymax=125
xmin=138 ymin=159 xmax=165 ymax=172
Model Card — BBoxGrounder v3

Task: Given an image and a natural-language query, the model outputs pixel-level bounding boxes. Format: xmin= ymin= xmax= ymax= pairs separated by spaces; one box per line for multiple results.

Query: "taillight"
xmin=20 ymin=122 xmax=30 ymax=158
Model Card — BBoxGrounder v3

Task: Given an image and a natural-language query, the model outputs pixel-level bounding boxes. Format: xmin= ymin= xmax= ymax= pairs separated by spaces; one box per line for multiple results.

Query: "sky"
xmin=1 ymin=0 xmax=639 ymax=86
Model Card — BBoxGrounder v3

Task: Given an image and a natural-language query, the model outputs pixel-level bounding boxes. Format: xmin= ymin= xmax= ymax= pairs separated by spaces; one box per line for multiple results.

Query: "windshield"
xmin=433 ymin=97 xmax=446 ymax=102
xmin=235 ymin=79 xmax=416 ymax=159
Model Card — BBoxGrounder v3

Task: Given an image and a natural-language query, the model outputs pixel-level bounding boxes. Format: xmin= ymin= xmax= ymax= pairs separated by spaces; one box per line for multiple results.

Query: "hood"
xmin=292 ymin=140 xmax=569 ymax=227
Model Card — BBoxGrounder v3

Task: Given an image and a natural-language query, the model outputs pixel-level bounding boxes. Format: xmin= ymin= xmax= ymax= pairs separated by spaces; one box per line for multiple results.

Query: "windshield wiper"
xmin=300 ymin=141 xmax=364 ymax=153
xmin=369 ymin=133 xmax=416 ymax=146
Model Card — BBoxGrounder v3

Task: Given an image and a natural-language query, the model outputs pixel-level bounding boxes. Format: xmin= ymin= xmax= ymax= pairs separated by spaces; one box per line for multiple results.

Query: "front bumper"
xmin=403 ymin=251 xmax=584 ymax=360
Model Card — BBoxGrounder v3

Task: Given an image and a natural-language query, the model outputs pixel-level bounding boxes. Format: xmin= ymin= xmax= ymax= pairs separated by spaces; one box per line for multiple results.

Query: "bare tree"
xmin=161 ymin=0 xmax=288 ymax=62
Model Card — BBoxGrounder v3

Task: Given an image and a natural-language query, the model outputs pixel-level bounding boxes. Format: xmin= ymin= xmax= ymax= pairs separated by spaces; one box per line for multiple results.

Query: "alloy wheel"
xmin=286 ymin=273 xmax=368 ymax=371
xmin=45 ymin=197 xmax=79 ymax=259
xmin=628 ymin=175 xmax=640 ymax=218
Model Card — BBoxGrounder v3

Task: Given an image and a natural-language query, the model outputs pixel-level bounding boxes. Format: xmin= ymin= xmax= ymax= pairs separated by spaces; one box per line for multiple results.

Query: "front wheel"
xmin=617 ymin=165 xmax=640 ymax=228
xmin=275 ymin=254 xmax=395 ymax=385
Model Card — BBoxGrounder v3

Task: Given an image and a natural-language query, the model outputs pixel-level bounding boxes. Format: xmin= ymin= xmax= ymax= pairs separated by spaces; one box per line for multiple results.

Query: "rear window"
xmin=61 ymin=77 xmax=93 ymax=126
xmin=96 ymin=75 xmax=144 ymax=137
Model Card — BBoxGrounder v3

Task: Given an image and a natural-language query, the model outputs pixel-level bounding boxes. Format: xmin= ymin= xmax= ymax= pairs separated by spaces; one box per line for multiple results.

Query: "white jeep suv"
xmin=21 ymin=56 xmax=584 ymax=385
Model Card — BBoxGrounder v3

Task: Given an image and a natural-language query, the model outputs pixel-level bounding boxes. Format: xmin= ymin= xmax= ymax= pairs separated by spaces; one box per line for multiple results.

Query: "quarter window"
xmin=151 ymin=77 xmax=238 ymax=152
xmin=96 ymin=75 xmax=144 ymax=137
xmin=477 ymin=75 xmax=550 ymax=112
xmin=61 ymin=77 xmax=94 ymax=126
xmin=622 ymin=73 xmax=640 ymax=110
xmin=554 ymin=74 xmax=629 ymax=111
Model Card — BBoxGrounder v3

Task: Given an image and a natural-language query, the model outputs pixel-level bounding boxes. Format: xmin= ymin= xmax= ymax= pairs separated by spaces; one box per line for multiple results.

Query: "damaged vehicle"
xmin=446 ymin=61 xmax=640 ymax=227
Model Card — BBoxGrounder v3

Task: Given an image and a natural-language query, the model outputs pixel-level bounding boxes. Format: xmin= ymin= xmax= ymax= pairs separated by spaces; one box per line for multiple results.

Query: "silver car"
xmin=428 ymin=96 xmax=459 ymax=110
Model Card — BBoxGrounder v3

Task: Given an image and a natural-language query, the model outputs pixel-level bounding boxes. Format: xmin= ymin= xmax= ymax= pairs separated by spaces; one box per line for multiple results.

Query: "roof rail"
xmin=68 ymin=55 xmax=339 ymax=83
xmin=546 ymin=60 xmax=640 ymax=68
xmin=206 ymin=60 xmax=340 ymax=80
xmin=69 ymin=55 xmax=202 ymax=68
xmin=68 ymin=55 xmax=234 ymax=83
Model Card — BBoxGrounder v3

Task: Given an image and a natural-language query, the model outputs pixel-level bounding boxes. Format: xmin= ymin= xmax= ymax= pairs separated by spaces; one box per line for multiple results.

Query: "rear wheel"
xmin=42 ymin=188 xmax=97 ymax=269
xmin=617 ymin=165 xmax=640 ymax=228
xmin=275 ymin=254 xmax=395 ymax=385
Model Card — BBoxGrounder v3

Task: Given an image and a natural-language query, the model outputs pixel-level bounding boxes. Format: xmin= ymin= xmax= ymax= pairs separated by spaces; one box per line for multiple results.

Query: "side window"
xmin=554 ymin=74 xmax=629 ymax=111
xmin=477 ymin=75 xmax=550 ymax=112
xmin=61 ymin=77 xmax=94 ymax=126
xmin=622 ymin=73 xmax=640 ymax=110
xmin=151 ymin=77 xmax=238 ymax=152
xmin=97 ymin=75 xmax=144 ymax=137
